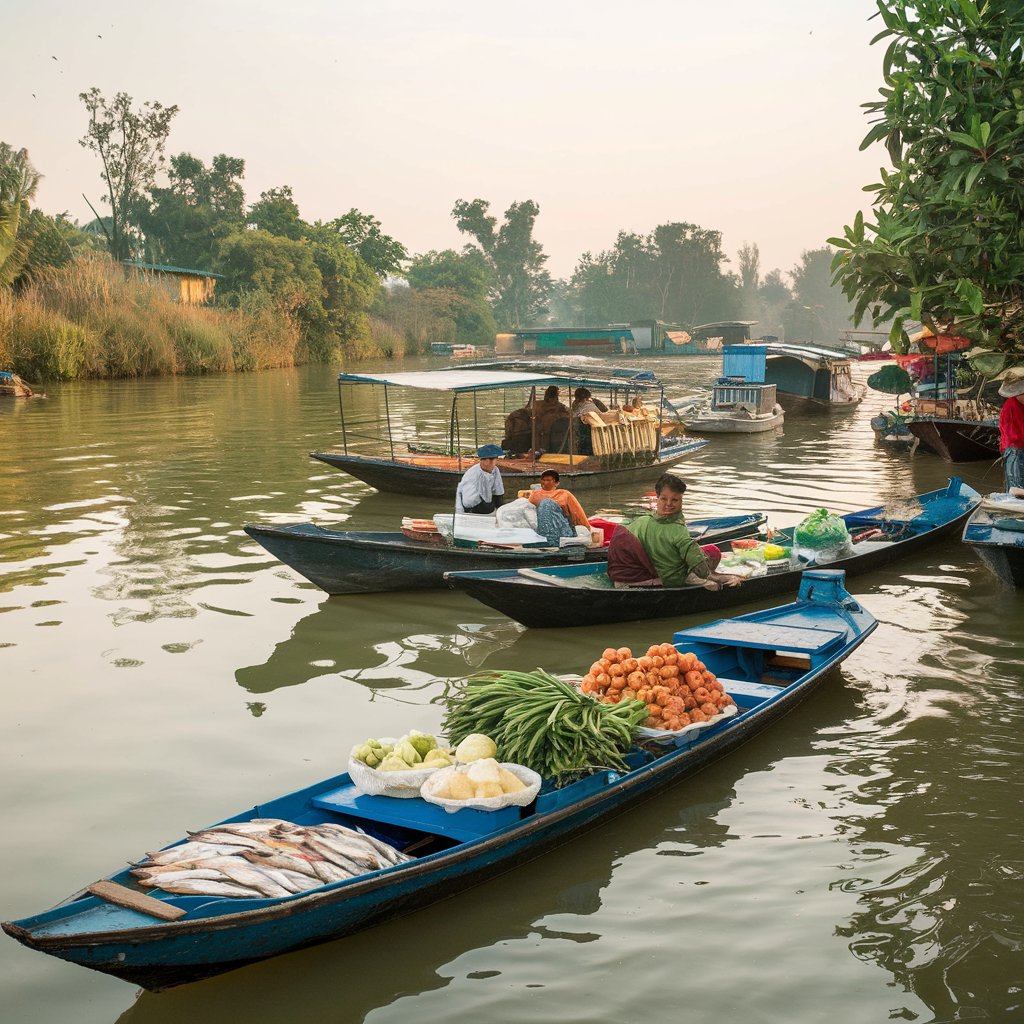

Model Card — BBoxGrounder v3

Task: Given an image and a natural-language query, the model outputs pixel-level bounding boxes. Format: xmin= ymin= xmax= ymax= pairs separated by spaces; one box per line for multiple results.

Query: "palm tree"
xmin=0 ymin=143 xmax=42 ymax=287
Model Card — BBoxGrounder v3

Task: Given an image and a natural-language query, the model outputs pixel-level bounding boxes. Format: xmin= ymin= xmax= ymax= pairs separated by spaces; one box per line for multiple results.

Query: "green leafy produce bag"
xmin=794 ymin=509 xmax=850 ymax=551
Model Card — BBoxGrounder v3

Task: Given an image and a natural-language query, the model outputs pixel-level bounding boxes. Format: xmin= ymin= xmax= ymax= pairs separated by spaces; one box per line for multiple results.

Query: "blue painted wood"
xmin=962 ymin=505 xmax=1024 ymax=588
xmin=3 ymin=572 xmax=876 ymax=991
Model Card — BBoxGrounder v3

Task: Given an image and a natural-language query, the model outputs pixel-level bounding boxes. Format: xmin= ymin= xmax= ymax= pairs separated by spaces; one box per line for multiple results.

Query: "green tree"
xmin=137 ymin=152 xmax=246 ymax=269
xmin=452 ymin=198 xmax=552 ymax=327
xmin=0 ymin=143 xmax=42 ymax=286
xmin=247 ymin=186 xmax=303 ymax=240
xmin=405 ymin=248 xmax=496 ymax=343
xmin=78 ymin=88 xmax=178 ymax=262
xmin=783 ymin=246 xmax=857 ymax=343
xmin=328 ymin=209 xmax=407 ymax=279
xmin=829 ymin=0 xmax=1024 ymax=352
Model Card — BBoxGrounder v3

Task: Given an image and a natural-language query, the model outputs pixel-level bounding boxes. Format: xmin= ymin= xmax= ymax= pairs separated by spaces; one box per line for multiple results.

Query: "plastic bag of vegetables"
xmin=348 ymin=733 xmax=455 ymax=798
xmin=421 ymin=759 xmax=541 ymax=813
xmin=793 ymin=509 xmax=854 ymax=565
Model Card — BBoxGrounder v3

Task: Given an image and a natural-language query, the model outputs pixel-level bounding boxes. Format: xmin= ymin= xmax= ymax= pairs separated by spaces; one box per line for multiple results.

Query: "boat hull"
xmin=962 ymin=508 xmax=1024 ymax=587
xmin=907 ymin=419 xmax=999 ymax=462
xmin=309 ymin=440 xmax=707 ymax=499
xmin=243 ymin=515 xmax=767 ymax=594
xmin=2 ymin=573 xmax=876 ymax=990
xmin=445 ymin=480 xmax=980 ymax=627
xmin=682 ymin=411 xmax=784 ymax=433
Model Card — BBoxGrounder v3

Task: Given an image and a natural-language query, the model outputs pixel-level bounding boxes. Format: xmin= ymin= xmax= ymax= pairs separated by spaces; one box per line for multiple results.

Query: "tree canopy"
xmin=0 ymin=143 xmax=42 ymax=286
xmin=328 ymin=209 xmax=408 ymax=279
xmin=452 ymin=198 xmax=552 ymax=327
xmin=78 ymin=88 xmax=178 ymax=262
xmin=829 ymin=0 xmax=1024 ymax=352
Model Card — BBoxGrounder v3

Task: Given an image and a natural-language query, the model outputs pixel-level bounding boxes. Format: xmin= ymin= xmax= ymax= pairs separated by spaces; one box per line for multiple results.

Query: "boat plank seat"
xmin=87 ymin=881 xmax=186 ymax=921
xmin=674 ymin=620 xmax=844 ymax=654
xmin=717 ymin=678 xmax=785 ymax=700
xmin=312 ymin=783 xmax=520 ymax=843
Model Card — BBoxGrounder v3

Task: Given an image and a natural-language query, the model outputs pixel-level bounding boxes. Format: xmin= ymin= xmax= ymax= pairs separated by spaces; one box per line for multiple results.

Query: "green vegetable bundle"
xmin=439 ymin=669 xmax=648 ymax=785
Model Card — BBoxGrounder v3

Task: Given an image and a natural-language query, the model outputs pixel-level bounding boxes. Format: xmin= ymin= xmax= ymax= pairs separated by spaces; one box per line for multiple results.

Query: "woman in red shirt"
xmin=997 ymin=372 xmax=1024 ymax=491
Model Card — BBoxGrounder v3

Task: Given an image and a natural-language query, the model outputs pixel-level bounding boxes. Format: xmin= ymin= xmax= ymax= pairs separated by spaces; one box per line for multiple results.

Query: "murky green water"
xmin=1 ymin=358 xmax=1021 ymax=1024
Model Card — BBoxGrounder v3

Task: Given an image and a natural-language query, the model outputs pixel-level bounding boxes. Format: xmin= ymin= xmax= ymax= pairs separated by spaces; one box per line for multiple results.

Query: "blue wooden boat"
xmin=242 ymin=513 xmax=767 ymax=594
xmin=2 ymin=571 xmax=876 ymax=991
xmin=962 ymin=500 xmax=1024 ymax=588
xmin=443 ymin=479 xmax=980 ymax=628
xmin=310 ymin=367 xmax=707 ymax=498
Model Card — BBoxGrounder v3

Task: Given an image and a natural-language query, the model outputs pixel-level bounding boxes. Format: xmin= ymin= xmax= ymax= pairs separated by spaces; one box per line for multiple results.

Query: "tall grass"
xmin=2 ymin=255 xmax=302 ymax=382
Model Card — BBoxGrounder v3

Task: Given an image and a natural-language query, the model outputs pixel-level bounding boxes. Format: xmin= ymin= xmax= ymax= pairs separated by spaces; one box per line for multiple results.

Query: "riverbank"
xmin=0 ymin=257 xmax=413 ymax=383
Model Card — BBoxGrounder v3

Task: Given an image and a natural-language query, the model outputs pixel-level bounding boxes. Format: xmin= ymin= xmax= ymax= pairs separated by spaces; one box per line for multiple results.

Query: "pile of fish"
xmin=130 ymin=819 xmax=411 ymax=899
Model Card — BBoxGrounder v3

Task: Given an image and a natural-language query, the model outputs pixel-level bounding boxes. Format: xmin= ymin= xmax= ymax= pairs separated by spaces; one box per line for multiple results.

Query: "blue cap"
xmin=477 ymin=444 xmax=505 ymax=458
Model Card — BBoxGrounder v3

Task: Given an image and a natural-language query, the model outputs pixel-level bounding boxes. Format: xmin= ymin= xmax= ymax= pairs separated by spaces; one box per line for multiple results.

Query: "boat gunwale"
xmin=4 ymin=610 xmax=876 ymax=953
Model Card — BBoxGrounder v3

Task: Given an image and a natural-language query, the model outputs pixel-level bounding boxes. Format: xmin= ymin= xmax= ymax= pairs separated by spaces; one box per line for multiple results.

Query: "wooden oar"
xmin=88 ymin=880 xmax=186 ymax=921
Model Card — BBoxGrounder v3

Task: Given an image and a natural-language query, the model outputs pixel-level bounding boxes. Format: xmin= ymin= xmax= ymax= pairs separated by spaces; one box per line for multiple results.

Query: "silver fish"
xmin=194 ymin=858 xmax=292 ymax=898
xmin=304 ymin=835 xmax=382 ymax=875
xmin=240 ymin=848 xmax=322 ymax=879
xmin=139 ymin=841 xmax=248 ymax=866
xmin=150 ymin=878 xmax=263 ymax=898
xmin=314 ymin=824 xmax=409 ymax=864
xmin=134 ymin=868 xmax=225 ymax=886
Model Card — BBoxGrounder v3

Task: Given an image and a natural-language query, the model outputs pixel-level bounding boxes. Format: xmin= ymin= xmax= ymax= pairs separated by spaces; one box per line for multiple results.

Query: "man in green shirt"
xmin=609 ymin=474 xmax=741 ymax=590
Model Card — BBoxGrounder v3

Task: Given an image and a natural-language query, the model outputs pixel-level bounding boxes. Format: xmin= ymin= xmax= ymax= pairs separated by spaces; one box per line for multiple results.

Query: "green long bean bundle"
xmin=439 ymin=669 xmax=648 ymax=785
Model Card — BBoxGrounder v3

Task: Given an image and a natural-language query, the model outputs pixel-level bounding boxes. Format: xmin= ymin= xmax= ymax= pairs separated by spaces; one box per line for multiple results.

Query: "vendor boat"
xmin=310 ymin=367 xmax=707 ymax=498
xmin=242 ymin=513 xmax=767 ymax=594
xmin=962 ymin=494 xmax=1024 ymax=588
xmin=443 ymin=478 xmax=980 ymax=628
xmin=3 ymin=570 xmax=876 ymax=991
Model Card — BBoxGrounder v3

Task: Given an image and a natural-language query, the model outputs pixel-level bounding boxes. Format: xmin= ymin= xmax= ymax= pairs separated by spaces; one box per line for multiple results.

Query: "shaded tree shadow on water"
xmin=234 ymin=592 xmax=525 ymax=697
xmin=113 ymin=674 xmax=868 ymax=1024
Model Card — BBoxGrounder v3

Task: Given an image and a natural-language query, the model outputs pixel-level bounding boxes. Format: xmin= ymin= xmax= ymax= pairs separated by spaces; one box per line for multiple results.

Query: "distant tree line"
xmin=2 ymin=87 xmax=871 ymax=383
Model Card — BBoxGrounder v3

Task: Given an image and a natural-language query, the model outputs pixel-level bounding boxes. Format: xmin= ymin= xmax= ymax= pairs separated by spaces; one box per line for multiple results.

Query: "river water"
xmin=1 ymin=357 xmax=1021 ymax=1024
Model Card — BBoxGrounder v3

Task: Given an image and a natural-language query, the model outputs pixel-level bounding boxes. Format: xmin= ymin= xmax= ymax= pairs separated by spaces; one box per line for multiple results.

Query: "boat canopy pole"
xmin=473 ymin=392 xmax=479 ymax=453
xmin=451 ymin=396 xmax=462 ymax=469
xmin=383 ymin=384 xmax=395 ymax=461
xmin=338 ymin=380 xmax=349 ymax=455
xmin=529 ymin=386 xmax=538 ymax=465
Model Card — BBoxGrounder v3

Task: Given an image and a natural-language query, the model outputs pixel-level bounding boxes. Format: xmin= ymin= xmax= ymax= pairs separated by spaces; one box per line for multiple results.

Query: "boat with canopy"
xmin=310 ymin=367 xmax=707 ymax=498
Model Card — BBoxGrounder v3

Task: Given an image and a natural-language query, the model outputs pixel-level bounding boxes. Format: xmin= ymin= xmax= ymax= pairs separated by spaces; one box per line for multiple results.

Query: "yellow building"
xmin=122 ymin=260 xmax=222 ymax=305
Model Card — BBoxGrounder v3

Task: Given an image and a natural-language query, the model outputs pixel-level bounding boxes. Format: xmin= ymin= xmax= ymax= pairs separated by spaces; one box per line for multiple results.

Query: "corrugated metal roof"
xmin=122 ymin=259 xmax=224 ymax=279
xmin=336 ymin=369 xmax=662 ymax=393
xmin=762 ymin=343 xmax=853 ymax=363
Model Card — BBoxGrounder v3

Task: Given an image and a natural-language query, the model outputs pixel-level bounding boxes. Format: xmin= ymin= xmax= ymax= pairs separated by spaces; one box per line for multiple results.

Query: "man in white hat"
xmin=997 ymin=369 xmax=1024 ymax=491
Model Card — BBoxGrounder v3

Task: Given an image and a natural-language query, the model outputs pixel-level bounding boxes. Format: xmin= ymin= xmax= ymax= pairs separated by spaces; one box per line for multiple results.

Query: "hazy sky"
xmin=5 ymin=0 xmax=886 ymax=280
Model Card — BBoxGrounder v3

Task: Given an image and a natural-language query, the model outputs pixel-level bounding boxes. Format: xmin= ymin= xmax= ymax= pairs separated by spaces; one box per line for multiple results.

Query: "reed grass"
xmin=2 ymin=256 xmax=302 ymax=381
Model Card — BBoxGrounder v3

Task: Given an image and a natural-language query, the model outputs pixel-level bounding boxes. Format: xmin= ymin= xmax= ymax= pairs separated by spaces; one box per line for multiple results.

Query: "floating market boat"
xmin=0 ymin=371 xmax=34 ymax=398
xmin=309 ymin=367 xmax=707 ymax=498
xmin=2 ymin=570 xmax=876 ymax=990
xmin=242 ymin=512 xmax=767 ymax=594
xmin=906 ymin=418 xmax=1000 ymax=462
xmin=760 ymin=343 xmax=866 ymax=411
xmin=680 ymin=347 xmax=784 ymax=433
xmin=962 ymin=494 xmax=1024 ymax=588
xmin=443 ymin=478 xmax=980 ymax=628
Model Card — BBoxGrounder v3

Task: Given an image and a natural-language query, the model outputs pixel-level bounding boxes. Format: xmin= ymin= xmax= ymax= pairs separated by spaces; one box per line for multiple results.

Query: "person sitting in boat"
xmin=525 ymin=470 xmax=591 ymax=545
xmin=456 ymin=444 xmax=506 ymax=515
xmin=570 ymin=388 xmax=608 ymax=456
xmin=606 ymin=473 xmax=741 ymax=590
xmin=501 ymin=403 xmax=534 ymax=456
xmin=536 ymin=385 xmax=570 ymax=451
xmin=998 ymin=370 xmax=1024 ymax=492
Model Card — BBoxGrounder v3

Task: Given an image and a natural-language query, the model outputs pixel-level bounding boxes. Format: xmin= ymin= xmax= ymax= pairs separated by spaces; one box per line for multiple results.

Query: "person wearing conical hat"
xmin=997 ymin=370 xmax=1024 ymax=492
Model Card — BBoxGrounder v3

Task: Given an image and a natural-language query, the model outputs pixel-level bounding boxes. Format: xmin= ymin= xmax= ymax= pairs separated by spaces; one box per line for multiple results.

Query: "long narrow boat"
xmin=962 ymin=497 xmax=1024 ymax=588
xmin=242 ymin=513 xmax=767 ymax=594
xmin=443 ymin=478 xmax=980 ymax=628
xmin=3 ymin=570 xmax=876 ymax=990
xmin=310 ymin=367 xmax=707 ymax=498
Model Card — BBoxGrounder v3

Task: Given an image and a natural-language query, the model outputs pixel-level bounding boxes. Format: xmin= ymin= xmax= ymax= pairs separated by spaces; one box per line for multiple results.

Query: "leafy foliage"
xmin=0 ymin=144 xmax=42 ymax=286
xmin=829 ymin=0 xmax=1024 ymax=352
xmin=78 ymin=89 xmax=179 ymax=262
xmin=328 ymin=209 xmax=408 ymax=279
xmin=452 ymin=198 xmax=552 ymax=327
xmin=569 ymin=222 xmax=738 ymax=327
xmin=782 ymin=246 xmax=859 ymax=342
xmin=136 ymin=152 xmax=246 ymax=269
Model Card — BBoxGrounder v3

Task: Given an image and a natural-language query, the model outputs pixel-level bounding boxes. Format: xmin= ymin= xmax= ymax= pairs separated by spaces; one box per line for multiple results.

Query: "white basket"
xmin=420 ymin=762 xmax=542 ymax=813
xmin=636 ymin=703 xmax=738 ymax=747
xmin=348 ymin=737 xmax=450 ymax=798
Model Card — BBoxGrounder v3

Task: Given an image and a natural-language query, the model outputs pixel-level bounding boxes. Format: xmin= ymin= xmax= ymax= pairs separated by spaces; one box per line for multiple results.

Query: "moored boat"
xmin=906 ymin=417 xmax=1000 ymax=462
xmin=2 ymin=570 xmax=876 ymax=990
xmin=310 ymin=367 xmax=707 ymax=498
xmin=242 ymin=513 xmax=768 ymax=594
xmin=443 ymin=478 xmax=980 ymax=628
xmin=0 ymin=371 xmax=34 ymax=398
xmin=962 ymin=495 xmax=1024 ymax=588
